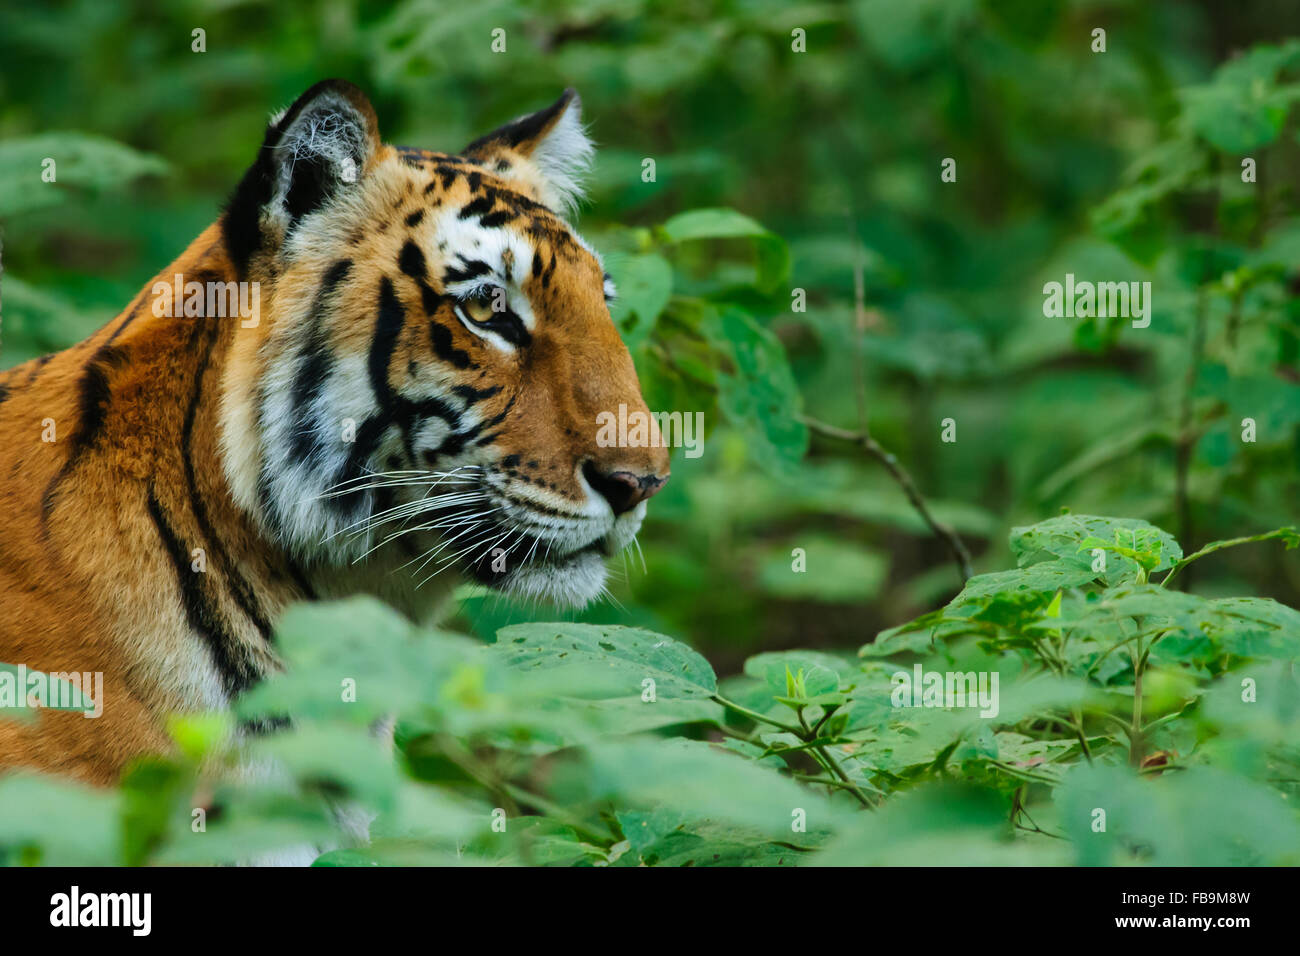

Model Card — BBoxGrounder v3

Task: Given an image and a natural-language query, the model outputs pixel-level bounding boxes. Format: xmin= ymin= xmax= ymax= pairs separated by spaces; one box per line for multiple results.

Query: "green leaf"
xmin=703 ymin=307 xmax=809 ymax=473
xmin=574 ymin=737 xmax=839 ymax=835
xmin=952 ymin=562 xmax=1102 ymax=603
xmin=744 ymin=651 xmax=848 ymax=697
xmin=811 ymin=783 xmax=1065 ymax=866
xmin=252 ymin=721 xmax=402 ymax=815
xmin=606 ymin=251 xmax=673 ymax=350
xmin=1203 ymin=597 xmax=1300 ymax=660
xmin=615 ymin=810 xmax=811 ymax=866
xmin=492 ymin=622 xmax=718 ymax=699
xmin=659 ymin=207 xmax=789 ymax=290
xmin=1011 ymin=514 xmax=1182 ymax=577
xmin=1056 ymin=764 xmax=1300 ymax=865
xmin=0 ymin=774 xmax=122 ymax=865
xmin=0 ymin=132 xmax=169 ymax=217
xmin=237 ymin=597 xmax=485 ymax=727
xmin=660 ymin=207 xmax=767 ymax=242
xmin=154 ymin=785 xmax=337 ymax=865
xmin=1179 ymin=41 xmax=1300 ymax=153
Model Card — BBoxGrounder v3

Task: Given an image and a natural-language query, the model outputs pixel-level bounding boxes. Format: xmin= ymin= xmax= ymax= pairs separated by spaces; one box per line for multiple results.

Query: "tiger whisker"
xmin=326 ymin=491 xmax=487 ymax=542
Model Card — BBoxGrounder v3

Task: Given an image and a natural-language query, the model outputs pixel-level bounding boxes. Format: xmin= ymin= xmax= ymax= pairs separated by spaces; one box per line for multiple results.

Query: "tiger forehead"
xmin=390 ymin=147 xmax=582 ymax=254
xmin=351 ymin=149 xmax=605 ymax=310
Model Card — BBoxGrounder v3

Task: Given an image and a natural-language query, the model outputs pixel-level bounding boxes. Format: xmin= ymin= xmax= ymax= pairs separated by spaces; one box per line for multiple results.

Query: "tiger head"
xmin=217 ymin=80 xmax=669 ymax=609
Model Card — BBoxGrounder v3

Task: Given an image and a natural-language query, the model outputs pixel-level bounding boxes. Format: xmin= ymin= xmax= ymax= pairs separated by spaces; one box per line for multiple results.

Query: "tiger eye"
xmin=461 ymin=296 xmax=498 ymax=323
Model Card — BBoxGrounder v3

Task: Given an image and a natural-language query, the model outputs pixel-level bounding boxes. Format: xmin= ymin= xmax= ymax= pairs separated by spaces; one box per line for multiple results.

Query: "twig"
xmin=1161 ymin=526 xmax=1298 ymax=588
xmin=798 ymin=707 xmax=872 ymax=808
xmin=799 ymin=415 xmax=974 ymax=582
xmin=814 ymin=227 xmax=973 ymax=583
xmin=1174 ymin=283 xmax=1208 ymax=575
xmin=850 ymin=223 xmax=870 ymax=433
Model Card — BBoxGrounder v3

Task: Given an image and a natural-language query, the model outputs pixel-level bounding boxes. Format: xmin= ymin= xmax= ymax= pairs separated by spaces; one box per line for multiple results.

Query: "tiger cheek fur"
xmin=0 ymin=80 xmax=669 ymax=786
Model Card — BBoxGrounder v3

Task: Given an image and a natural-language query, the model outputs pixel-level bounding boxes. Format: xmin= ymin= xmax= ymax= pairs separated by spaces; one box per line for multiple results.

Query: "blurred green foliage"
xmin=2 ymin=0 xmax=1299 ymax=864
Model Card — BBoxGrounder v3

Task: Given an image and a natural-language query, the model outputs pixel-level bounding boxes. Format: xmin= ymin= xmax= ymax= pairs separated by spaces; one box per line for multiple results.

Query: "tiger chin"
xmin=0 ymin=80 xmax=669 ymax=788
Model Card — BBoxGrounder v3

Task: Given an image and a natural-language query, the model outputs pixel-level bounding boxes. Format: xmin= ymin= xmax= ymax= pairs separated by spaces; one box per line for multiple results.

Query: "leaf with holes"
xmin=703 ymin=307 xmax=808 ymax=473
xmin=492 ymin=623 xmax=718 ymax=701
xmin=607 ymin=251 xmax=673 ymax=351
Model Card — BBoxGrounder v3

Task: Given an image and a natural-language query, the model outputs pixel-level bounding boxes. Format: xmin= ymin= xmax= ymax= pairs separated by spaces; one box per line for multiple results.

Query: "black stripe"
xmin=326 ymin=415 xmax=390 ymax=517
xmin=398 ymin=241 xmax=428 ymax=283
xmin=429 ymin=321 xmax=472 ymax=369
xmin=289 ymin=260 xmax=353 ymax=462
xmin=477 ymin=182 xmax=549 ymax=217
xmin=181 ymin=321 xmax=275 ymax=644
xmin=458 ymin=196 xmax=494 ymax=220
xmin=40 ymin=343 xmax=130 ymax=527
xmin=372 ymin=278 xmax=407 ymax=405
xmin=318 ymin=279 xmax=409 ymax=516
xmin=453 ymin=383 xmax=501 ymax=405
xmin=146 ymin=485 xmax=258 ymax=696
xmin=444 ymin=259 xmax=493 ymax=284
xmin=460 ymin=394 xmax=517 ymax=448
xmin=23 ymin=354 xmax=52 ymax=386
xmin=283 ymin=557 xmax=318 ymax=600
xmin=398 ymin=243 xmax=464 ymax=346
xmin=104 ymin=286 xmax=150 ymax=346
xmin=239 ymin=715 xmax=292 ymax=736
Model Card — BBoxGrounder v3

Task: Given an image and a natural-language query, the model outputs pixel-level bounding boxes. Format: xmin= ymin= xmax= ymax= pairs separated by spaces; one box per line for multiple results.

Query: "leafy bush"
xmin=2 ymin=513 xmax=1295 ymax=866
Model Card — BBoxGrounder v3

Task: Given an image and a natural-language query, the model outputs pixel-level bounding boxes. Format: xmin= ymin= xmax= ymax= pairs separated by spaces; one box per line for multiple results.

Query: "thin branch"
xmin=1161 ymin=526 xmax=1299 ymax=588
xmin=850 ymin=221 xmax=870 ymax=433
xmin=1174 ymin=283 xmax=1208 ymax=574
xmin=799 ymin=414 xmax=974 ymax=582
xmin=817 ymin=226 xmax=973 ymax=583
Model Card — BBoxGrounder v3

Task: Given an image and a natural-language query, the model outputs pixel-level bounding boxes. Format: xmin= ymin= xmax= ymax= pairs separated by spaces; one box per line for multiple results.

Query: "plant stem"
xmin=712 ymin=695 xmax=803 ymax=736
xmin=797 ymin=705 xmax=873 ymax=808
xmin=799 ymin=415 xmax=974 ymax=582
xmin=1068 ymin=710 xmax=1093 ymax=764
xmin=790 ymin=772 xmax=869 ymax=794
xmin=501 ymin=782 xmax=612 ymax=846
xmin=1173 ymin=280 xmax=1209 ymax=579
xmin=1129 ymin=639 xmax=1145 ymax=767
xmin=1162 ymin=526 xmax=1298 ymax=587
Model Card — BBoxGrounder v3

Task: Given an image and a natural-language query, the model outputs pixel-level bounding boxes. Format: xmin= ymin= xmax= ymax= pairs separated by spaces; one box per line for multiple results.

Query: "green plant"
xmin=2 ymin=513 xmax=1294 ymax=866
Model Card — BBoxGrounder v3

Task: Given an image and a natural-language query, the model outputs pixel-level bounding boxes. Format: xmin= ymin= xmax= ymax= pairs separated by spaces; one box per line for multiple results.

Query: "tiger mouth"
xmin=460 ymin=525 xmax=610 ymax=584
xmin=354 ymin=467 xmax=627 ymax=604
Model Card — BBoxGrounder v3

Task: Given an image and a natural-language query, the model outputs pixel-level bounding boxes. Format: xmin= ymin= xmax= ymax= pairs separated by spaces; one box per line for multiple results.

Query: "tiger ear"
xmin=224 ymin=79 xmax=380 ymax=271
xmin=462 ymin=89 xmax=593 ymax=218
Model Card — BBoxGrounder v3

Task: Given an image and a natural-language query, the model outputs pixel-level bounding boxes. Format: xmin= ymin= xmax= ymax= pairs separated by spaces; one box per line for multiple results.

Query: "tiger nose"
xmin=582 ymin=462 xmax=669 ymax=516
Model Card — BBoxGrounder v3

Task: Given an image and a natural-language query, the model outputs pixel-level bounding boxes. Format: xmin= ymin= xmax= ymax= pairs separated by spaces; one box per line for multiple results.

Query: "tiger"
xmin=0 ymin=79 xmax=670 ymax=787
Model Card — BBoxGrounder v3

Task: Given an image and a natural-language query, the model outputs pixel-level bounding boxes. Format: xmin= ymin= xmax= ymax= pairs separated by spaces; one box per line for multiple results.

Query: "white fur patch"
xmin=528 ymin=96 xmax=594 ymax=218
